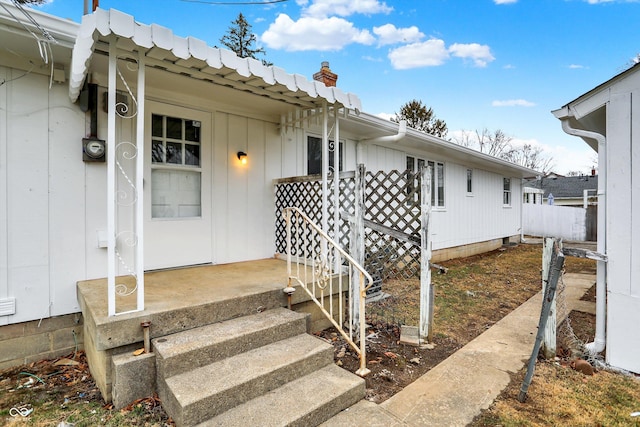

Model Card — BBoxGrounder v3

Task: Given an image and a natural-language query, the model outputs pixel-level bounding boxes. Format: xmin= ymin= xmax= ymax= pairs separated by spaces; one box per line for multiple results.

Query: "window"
xmin=406 ymin=155 xmax=445 ymax=207
xmin=466 ymin=169 xmax=473 ymax=194
xmin=151 ymin=114 xmax=202 ymax=218
xmin=503 ymin=178 xmax=511 ymax=206
xmin=307 ymin=136 xmax=343 ymax=175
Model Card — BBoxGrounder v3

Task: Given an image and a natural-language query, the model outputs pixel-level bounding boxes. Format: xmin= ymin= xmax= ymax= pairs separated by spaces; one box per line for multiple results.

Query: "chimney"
xmin=591 ymin=167 xmax=596 ymax=176
xmin=313 ymin=61 xmax=338 ymax=87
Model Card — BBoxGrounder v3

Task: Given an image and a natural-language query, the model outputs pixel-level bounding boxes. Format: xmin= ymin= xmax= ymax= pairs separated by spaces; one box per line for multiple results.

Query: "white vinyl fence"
xmin=523 ymin=204 xmax=586 ymax=241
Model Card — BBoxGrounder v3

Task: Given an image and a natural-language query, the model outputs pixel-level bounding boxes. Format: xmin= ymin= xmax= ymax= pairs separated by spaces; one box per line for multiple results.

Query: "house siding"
xmin=604 ymin=88 xmax=640 ymax=373
xmin=356 ymin=143 xmax=522 ymax=251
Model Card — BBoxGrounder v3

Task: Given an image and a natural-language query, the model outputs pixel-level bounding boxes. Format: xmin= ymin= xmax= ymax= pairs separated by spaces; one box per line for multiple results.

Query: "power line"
xmin=181 ymin=0 xmax=288 ymax=4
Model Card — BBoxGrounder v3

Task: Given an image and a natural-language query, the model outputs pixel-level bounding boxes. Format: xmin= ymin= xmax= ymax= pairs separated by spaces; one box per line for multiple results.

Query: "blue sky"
xmin=36 ymin=0 xmax=640 ymax=174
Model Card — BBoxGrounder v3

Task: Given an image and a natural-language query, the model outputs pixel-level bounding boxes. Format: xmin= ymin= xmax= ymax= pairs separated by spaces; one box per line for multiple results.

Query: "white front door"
xmin=144 ymin=102 xmax=213 ymax=270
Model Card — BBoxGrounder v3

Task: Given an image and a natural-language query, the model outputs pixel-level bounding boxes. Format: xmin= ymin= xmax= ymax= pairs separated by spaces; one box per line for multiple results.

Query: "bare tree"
xmin=392 ymin=99 xmax=448 ymax=138
xmin=502 ymin=143 xmax=554 ymax=174
xmin=475 ymin=128 xmax=512 ymax=157
xmin=452 ymin=127 xmax=554 ymax=173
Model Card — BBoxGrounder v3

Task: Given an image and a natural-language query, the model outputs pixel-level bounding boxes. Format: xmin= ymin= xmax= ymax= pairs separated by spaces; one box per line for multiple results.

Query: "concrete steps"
xmin=154 ymin=308 xmax=365 ymax=427
xmin=199 ymin=364 xmax=365 ymax=427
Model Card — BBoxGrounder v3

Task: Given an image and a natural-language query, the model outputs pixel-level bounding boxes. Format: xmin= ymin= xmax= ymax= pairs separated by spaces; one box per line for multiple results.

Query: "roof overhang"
xmin=552 ymin=63 xmax=640 ymax=152
xmin=69 ymin=8 xmax=361 ymax=112
xmin=0 ymin=1 xmax=77 ymax=69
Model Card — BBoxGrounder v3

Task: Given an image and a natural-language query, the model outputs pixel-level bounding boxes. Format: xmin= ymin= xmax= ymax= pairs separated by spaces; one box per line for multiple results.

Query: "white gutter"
xmin=559 ymin=118 xmax=607 ymax=354
xmin=356 ymin=120 xmax=406 ymax=164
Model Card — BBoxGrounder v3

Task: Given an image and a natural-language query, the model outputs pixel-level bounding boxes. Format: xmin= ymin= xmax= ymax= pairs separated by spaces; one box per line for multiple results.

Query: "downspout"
xmin=520 ymin=180 xmax=526 ymax=243
xmin=356 ymin=120 xmax=407 ymax=164
xmin=560 ymin=119 xmax=607 ymax=354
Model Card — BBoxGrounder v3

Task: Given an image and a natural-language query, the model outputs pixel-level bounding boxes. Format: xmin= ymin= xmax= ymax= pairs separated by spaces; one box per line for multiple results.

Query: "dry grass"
xmin=473 ymin=360 xmax=640 ymax=427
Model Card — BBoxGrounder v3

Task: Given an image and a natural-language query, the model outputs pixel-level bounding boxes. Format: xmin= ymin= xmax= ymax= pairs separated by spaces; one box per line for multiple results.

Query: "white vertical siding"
xmin=1 ymin=72 xmax=51 ymax=323
xmin=606 ymin=93 xmax=632 ymax=296
xmin=213 ymin=112 xmax=278 ymax=264
xmin=630 ymin=90 xmax=640 ymax=299
xmin=358 ymin=144 xmax=522 ymax=250
xmin=605 ymin=89 xmax=640 ymax=373
xmin=48 ymin=82 xmax=86 ymax=316
xmin=0 ymin=66 xmax=8 ymax=326
xmin=431 ymin=163 xmax=521 ymax=250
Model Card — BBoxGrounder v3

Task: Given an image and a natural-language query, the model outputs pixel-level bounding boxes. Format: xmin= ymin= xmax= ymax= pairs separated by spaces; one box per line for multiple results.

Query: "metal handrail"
xmin=283 ymin=206 xmax=373 ymax=376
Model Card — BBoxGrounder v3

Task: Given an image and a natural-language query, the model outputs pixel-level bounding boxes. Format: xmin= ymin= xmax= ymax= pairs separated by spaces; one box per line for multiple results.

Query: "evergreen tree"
xmin=220 ymin=13 xmax=271 ymax=66
xmin=392 ymin=99 xmax=448 ymax=138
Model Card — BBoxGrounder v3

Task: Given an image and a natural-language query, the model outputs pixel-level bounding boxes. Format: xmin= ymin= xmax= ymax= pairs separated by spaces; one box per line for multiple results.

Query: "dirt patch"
xmin=0 ymin=352 xmax=173 ymax=426
xmin=0 ymin=242 xmax=604 ymax=425
xmin=321 ymin=244 xmax=552 ymax=403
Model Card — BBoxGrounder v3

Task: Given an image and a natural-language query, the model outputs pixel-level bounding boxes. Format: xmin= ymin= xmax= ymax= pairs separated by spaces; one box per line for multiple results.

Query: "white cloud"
xmin=302 ymin=0 xmax=393 ymax=18
xmin=388 ymin=39 xmax=450 ymax=70
xmin=494 ymin=0 xmax=518 ymax=4
xmin=569 ymin=64 xmax=587 ymax=69
xmin=261 ymin=14 xmax=375 ymax=51
xmin=492 ymin=99 xmax=536 ymax=107
xmin=449 ymin=43 xmax=495 ymax=67
xmin=503 ymin=64 xmax=516 ymax=69
xmin=373 ymin=24 xmax=424 ymax=46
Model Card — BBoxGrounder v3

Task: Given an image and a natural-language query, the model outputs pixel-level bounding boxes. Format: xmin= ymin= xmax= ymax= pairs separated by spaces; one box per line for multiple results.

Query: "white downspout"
xmin=356 ymin=120 xmax=407 ymax=164
xmin=560 ymin=119 xmax=607 ymax=354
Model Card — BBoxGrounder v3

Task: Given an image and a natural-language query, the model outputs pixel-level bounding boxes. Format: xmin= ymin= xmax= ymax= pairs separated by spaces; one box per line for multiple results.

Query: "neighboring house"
xmin=524 ymin=173 xmax=598 ymax=207
xmin=0 ymin=3 xmax=535 ymax=372
xmin=553 ymin=62 xmax=640 ymax=374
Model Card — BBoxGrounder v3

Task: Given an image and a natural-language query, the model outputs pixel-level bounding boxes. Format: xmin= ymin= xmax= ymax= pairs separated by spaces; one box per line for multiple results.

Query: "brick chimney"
xmin=313 ymin=61 xmax=338 ymax=87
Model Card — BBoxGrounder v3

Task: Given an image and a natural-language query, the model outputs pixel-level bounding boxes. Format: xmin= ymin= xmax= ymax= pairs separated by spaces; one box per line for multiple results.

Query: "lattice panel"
xmin=364 ymin=170 xmax=422 ymax=283
xmin=275 ymin=169 xmax=423 ymax=286
xmin=275 ymin=174 xmax=355 ymax=255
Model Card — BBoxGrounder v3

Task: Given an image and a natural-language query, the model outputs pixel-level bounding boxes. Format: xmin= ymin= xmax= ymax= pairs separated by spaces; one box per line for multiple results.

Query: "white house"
xmin=0 ymin=3 xmax=535 ymax=370
xmin=553 ymin=63 xmax=640 ymax=374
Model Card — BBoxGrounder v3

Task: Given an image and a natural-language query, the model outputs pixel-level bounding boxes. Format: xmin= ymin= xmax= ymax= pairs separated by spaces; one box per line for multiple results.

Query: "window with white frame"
xmin=151 ymin=114 xmax=202 ymax=218
xmin=307 ymin=136 xmax=343 ymax=175
xmin=503 ymin=177 xmax=511 ymax=206
xmin=466 ymin=169 xmax=473 ymax=194
xmin=406 ymin=155 xmax=445 ymax=207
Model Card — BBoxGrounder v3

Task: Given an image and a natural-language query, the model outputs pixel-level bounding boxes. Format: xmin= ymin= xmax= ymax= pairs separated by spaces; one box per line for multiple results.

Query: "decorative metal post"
xmin=107 ymin=37 xmax=117 ymax=317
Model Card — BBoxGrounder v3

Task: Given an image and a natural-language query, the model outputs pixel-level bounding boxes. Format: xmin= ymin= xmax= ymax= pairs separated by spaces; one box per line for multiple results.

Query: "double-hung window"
xmin=503 ymin=178 xmax=512 ymax=206
xmin=406 ymin=155 xmax=445 ymax=208
xmin=307 ymin=136 xmax=343 ymax=175
xmin=151 ymin=114 xmax=202 ymax=218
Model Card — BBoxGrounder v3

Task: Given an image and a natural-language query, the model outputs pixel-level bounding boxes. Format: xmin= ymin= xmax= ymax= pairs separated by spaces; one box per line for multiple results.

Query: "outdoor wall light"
xmin=237 ymin=151 xmax=247 ymax=165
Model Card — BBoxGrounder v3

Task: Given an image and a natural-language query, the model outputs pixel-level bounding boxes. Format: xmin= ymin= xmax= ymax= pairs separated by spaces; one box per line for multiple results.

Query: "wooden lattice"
xmin=274 ymin=168 xmax=423 ymax=294
xmin=274 ymin=173 xmax=355 ymax=256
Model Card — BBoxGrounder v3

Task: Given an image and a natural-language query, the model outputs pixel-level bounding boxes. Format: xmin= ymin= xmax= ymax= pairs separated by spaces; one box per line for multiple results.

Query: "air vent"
xmin=0 ymin=298 xmax=16 ymax=316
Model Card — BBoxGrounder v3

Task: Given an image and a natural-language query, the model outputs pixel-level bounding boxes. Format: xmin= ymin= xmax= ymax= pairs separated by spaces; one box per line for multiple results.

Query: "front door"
xmin=144 ymin=102 xmax=212 ymax=270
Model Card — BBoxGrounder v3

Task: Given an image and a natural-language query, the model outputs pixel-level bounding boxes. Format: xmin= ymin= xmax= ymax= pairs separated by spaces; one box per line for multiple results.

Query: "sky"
xmin=33 ymin=0 xmax=640 ymax=174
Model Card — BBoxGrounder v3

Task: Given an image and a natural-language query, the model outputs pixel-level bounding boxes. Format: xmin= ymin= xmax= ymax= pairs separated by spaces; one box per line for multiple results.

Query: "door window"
xmin=151 ymin=114 xmax=202 ymax=218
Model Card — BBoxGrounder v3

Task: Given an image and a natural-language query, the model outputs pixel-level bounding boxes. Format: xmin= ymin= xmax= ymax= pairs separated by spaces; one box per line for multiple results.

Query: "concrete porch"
xmin=77 ymin=258 xmax=346 ymax=405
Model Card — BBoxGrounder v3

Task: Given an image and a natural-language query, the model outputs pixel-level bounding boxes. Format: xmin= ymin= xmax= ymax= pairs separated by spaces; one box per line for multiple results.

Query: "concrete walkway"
xmin=322 ymin=273 xmax=596 ymax=427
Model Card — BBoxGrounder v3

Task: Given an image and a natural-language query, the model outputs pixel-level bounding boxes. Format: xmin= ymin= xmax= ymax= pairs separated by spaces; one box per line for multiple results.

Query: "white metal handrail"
xmin=284 ymin=206 xmax=373 ymax=376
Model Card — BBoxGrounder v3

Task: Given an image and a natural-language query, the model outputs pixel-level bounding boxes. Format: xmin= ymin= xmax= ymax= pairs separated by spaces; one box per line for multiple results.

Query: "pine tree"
xmin=392 ymin=99 xmax=448 ymax=138
xmin=219 ymin=13 xmax=271 ymax=66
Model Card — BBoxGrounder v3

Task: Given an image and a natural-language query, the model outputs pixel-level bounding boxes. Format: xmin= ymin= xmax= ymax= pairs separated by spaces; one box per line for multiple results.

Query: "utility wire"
xmin=181 ymin=0 xmax=288 ymax=4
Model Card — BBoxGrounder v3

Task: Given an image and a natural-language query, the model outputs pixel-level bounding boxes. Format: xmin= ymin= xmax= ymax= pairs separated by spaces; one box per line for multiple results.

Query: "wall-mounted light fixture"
xmin=237 ymin=151 xmax=247 ymax=165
